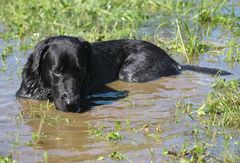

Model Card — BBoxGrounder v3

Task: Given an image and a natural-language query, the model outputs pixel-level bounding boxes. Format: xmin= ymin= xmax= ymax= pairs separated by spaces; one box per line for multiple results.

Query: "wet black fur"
xmin=16 ymin=35 xmax=231 ymax=112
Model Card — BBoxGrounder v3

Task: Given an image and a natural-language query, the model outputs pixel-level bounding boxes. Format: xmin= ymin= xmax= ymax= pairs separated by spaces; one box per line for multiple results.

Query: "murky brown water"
xmin=1 ymin=47 xmax=239 ymax=162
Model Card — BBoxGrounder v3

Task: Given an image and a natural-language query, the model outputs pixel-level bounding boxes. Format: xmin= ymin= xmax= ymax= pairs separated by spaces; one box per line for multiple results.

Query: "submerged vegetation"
xmin=0 ymin=0 xmax=240 ymax=162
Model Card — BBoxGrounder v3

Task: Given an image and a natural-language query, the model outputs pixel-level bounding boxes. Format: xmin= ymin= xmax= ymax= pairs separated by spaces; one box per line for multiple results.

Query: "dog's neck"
xmin=82 ymin=42 xmax=128 ymax=94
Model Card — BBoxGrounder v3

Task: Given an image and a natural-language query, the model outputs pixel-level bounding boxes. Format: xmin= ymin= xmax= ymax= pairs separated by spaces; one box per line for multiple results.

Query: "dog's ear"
xmin=16 ymin=37 xmax=53 ymax=100
xmin=30 ymin=38 xmax=51 ymax=74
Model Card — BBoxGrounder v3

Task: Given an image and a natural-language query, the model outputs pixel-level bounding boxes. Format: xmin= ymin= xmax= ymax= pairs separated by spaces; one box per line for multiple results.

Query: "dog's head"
xmin=16 ymin=36 xmax=92 ymax=112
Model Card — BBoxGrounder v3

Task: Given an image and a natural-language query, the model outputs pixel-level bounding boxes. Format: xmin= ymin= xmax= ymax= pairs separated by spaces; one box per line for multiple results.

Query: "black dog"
xmin=16 ymin=36 xmax=231 ymax=112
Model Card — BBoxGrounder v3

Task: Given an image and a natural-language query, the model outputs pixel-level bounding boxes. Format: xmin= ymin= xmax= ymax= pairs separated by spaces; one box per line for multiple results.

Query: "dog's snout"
xmin=60 ymin=92 xmax=80 ymax=112
xmin=66 ymin=99 xmax=72 ymax=105
xmin=65 ymin=97 xmax=77 ymax=106
xmin=65 ymin=103 xmax=78 ymax=112
xmin=62 ymin=92 xmax=74 ymax=101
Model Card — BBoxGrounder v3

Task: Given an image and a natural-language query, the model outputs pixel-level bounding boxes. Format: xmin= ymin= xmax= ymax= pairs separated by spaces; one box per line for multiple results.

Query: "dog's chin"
xmin=54 ymin=101 xmax=81 ymax=113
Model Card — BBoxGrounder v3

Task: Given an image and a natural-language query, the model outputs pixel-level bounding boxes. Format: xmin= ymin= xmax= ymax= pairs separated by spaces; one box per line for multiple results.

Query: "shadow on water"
xmin=80 ymin=85 xmax=129 ymax=112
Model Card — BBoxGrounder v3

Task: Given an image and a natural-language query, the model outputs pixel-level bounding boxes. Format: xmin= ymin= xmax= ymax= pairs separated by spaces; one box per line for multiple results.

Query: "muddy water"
xmin=0 ymin=44 xmax=239 ymax=162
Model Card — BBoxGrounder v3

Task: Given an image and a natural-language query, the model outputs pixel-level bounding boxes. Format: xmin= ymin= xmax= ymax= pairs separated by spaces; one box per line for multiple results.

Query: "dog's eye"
xmin=53 ymin=68 xmax=61 ymax=76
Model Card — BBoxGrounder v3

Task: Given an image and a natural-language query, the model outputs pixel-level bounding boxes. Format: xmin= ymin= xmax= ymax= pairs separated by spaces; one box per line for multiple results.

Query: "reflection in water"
xmin=84 ymin=85 xmax=129 ymax=109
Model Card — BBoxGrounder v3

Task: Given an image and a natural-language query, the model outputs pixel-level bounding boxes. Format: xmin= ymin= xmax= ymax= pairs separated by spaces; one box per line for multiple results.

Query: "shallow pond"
xmin=1 ymin=10 xmax=240 ymax=163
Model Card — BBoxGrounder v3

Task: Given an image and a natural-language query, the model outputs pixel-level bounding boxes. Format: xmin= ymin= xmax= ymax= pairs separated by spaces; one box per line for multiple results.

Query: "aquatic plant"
xmin=0 ymin=155 xmax=16 ymax=163
xmin=204 ymin=79 xmax=240 ymax=128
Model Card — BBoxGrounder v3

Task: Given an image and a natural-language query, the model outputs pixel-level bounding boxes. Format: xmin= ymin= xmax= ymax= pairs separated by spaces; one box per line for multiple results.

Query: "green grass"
xmin=174 ymin=78 xmax=240 ymax=162
xmin=174 ymin=20 xmax=209 ymax=62
xmin=177 ymin=79 xmax=240 ymax=129
xmin=225 ymin=38 xmax=240 ymax=63
xmin=164 ymin=142 xmax=207 ymax=162
xmin=87 ymin=121 xmax=124 ymax=141
xmin=108 ymin=151 xmax=126 ymax=160
xmin=203 ymin=79 xmax=240 ymax=128
xmin=1 ymin=0 xmax=239 ymax=63
xmin=0 ymin=0 xmax=160 ymax=41
xmin=106 ymin=131 xmax=124 ymax=141
xmin=197 ymin=0 xmax=239 ymax=29
xmin=0 ymin=155 xmax=15 ymax=163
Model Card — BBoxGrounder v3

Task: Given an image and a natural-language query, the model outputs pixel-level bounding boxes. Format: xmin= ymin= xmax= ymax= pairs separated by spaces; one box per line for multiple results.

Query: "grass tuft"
xmin=203 ymin=79 xmax=240 ymax=128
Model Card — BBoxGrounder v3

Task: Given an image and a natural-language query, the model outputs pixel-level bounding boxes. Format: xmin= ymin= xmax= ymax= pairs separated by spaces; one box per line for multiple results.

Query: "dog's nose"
xmin=65 ymin=99 xmax=80 ymax=112
xmin=61 ymin=92 xmax=80 ymax=112
xmin=65 ymin=98 xmax=77 ymax=107
xmin=65 ymin=103 xmax=78 ymax=112
xmin=62 ymin=92 xmax=74 ymax=102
